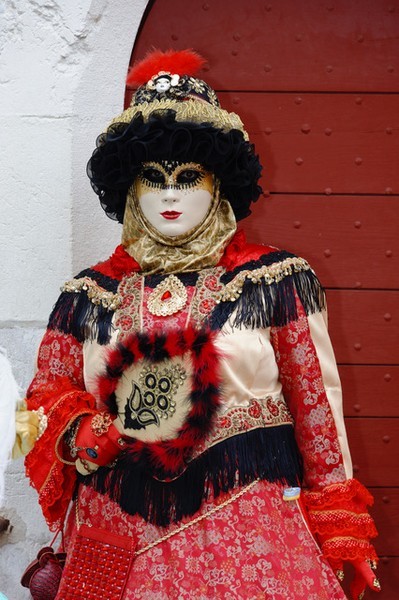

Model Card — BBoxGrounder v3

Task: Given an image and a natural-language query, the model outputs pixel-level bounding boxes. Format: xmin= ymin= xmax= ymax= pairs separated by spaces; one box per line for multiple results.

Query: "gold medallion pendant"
xmin=147 ymin=274 xmax=188 ymax=316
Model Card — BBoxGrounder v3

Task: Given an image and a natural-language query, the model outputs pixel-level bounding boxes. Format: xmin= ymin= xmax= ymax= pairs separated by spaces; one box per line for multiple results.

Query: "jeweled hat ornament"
xmin=114 ymin=49 xmax=248 ymax=138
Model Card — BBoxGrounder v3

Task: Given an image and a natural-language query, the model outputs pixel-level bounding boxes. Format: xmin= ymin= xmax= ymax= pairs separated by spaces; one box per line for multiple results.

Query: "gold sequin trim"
xmin=109 ymin=99 xmax=249 ymax=141
xmin=61 ymin=277 xmax=122 ymax=311
xmin=216 ymin=256 xmax=311 ymax=303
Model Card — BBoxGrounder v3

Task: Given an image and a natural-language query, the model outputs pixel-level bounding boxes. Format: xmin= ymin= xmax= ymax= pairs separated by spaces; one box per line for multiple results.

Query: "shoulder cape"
xmin=48 ymin=231 xmax=325 ymax=344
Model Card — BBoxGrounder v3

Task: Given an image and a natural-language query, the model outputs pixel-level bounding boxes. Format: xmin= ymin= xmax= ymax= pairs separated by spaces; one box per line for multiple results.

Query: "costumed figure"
xmin=19 ymin=49 xmax=381 ymax=599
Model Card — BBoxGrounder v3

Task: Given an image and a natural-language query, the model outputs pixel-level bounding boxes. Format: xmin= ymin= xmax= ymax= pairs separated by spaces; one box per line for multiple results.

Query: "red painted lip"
xmin=161 ymin=211 xmax=182 ymax=220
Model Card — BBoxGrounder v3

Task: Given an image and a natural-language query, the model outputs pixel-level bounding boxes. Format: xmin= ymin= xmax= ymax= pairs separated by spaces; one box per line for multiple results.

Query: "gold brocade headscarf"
xmin=121 ymin=181 xmax=237 ymax=275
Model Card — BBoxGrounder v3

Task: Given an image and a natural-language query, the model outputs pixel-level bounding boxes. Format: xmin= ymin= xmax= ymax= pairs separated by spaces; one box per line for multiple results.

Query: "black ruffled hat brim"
xmin=87 ymin=109 xmax=263 ymax=223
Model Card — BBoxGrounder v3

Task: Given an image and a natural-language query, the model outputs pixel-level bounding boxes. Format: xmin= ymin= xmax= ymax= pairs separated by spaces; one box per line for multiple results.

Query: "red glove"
xmin=69 ymin=412 xmax=127 ymax=473
xmin=349 ymin=559 xmax=380 ymax=599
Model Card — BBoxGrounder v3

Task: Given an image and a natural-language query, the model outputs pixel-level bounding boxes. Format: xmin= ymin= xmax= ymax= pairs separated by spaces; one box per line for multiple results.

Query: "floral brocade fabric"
xmin=270 ymin=300 xmax=347 ymax=488
xmin=72 ymin=481 xmax=347 ymax=600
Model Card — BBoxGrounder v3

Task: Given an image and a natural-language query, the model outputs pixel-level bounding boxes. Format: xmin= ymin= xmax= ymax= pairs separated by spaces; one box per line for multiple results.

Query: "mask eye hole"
xmin=141 ymin=168 xmax=165 ymax=185
xmin=176 ymin=169 xmax=204 ymax=186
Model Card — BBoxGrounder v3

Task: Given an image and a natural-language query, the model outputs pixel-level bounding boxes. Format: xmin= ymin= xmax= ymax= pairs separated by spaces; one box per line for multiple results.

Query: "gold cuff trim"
xmin=216 ymin=256 xmax=311 ymax=303
xmin=61 ymin=277 xmax=121 ymax=311
xmin=325 ymin=535 xmax=371 ymax=544
xmin=310 ymin=508 xmax=371 ymax=518
xmin=34 ymin=406 xmax=48 ymax=439
xmin=367 ymin=559 xmax=378 ymax=571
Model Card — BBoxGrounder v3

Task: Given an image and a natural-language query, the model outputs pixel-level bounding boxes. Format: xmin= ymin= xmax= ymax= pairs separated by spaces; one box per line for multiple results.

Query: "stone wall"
xmin=0 ymin=1 xmax=148 ymax=596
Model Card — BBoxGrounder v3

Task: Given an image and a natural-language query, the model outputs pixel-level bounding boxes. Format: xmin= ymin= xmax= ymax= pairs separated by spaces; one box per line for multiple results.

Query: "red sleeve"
xmin=270 ymin=297 xmax=346 ymax=490
xmin=25 ymin=329 xmax=97 ymax=531
xmin=270 ymin=295 xmax=378 ymax=570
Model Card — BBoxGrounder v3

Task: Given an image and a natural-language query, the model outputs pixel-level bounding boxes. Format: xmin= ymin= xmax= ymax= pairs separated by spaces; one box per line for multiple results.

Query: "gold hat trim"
xmin=109 ymin=98 xmax=249 ymax=141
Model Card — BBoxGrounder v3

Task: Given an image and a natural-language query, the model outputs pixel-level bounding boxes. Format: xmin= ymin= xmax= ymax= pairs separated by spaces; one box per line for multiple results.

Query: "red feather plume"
xmin=126 ymin=49 xmax=206 ymax=86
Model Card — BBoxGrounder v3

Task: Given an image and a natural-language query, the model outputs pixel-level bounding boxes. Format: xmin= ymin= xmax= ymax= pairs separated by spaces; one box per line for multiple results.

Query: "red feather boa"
xmin=96 ymin=327 xmax=221 ymax=478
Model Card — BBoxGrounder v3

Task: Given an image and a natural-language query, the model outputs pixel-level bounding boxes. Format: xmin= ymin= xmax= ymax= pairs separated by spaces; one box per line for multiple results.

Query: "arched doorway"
xmin=127 ymin=1 xmax=399 ymax=595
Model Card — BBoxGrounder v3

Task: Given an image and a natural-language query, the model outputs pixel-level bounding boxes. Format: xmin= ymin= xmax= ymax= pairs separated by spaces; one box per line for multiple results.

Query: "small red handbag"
xmin=21 ymin=543 xmax=67 ymax=600
xmin=55 ymin=523 xmax=134 ymax=600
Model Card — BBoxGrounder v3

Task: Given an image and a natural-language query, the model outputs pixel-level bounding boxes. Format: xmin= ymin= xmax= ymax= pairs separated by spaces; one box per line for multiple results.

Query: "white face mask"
xmin=135 ymin=161 xmax=214 ymax=237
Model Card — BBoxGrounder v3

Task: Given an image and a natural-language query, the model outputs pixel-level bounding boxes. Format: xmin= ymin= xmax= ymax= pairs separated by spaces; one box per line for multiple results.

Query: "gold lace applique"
xmin=147 ymin=275 xmax=188 ymax=317
xmin=61 ymin=277 xmax=121 ymax=311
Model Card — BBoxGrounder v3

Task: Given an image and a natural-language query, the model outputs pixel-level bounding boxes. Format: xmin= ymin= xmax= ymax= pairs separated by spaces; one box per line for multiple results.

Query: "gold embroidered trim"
xmin=190 ymin=396 xmax=294 ymax=461
xmin=115 ymin=273 xmax=142 ymax=338
xmin=216 ymin=256 xmax=312 ymax=302
xmin=190 ymin=267 xmax=225 ymax=328
xmin=110 ymin=98 xmax=249 ymax=140
xmin=115 ymin=267 xmax=226 ymax=338
xmin=61 ymin=277 xmax=122 ymax=311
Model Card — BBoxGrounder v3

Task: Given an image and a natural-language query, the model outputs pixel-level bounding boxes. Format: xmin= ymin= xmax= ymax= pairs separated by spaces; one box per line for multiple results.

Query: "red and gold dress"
xmin=25 ymin=231 xmax=377 ymax=599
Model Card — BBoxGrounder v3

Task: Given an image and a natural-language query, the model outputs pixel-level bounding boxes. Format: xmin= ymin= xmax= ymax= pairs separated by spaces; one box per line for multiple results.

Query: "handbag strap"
xmin=49 ymin=526 xmax=64 ymax=551
xmin=76 ymin=478 xmax=259 ymax=558
xmin=134 ymin=478 xmax=259 ymax=556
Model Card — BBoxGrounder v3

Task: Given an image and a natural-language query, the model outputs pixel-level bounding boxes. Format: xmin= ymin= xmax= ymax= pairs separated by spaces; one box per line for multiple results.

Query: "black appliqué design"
xmin=122 ymin=364 xmax=186 ymax=430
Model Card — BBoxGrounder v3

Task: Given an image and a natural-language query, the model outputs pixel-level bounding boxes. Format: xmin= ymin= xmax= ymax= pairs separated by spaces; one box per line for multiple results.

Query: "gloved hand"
xmin=68 ymin=412 xmax=127 ymax=475
xmin=348 ymin=559 xmax=381 ymax=600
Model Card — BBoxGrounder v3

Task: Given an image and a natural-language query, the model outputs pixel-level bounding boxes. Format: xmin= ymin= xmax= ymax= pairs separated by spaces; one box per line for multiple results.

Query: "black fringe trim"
xmin=221 ymin=250 xmax=296 ymax=283
xmin=209 ymin=252 xmax=326 ymax=330
xmin=47 ymin=268 xmax=120 ymax=345
xmin=79 ymin=424 xmax=303 ymax=527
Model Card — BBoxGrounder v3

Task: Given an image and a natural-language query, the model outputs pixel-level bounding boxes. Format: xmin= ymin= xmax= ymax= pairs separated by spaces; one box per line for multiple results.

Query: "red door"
xmin=127 ymin=1 xmax=399 ymax=596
